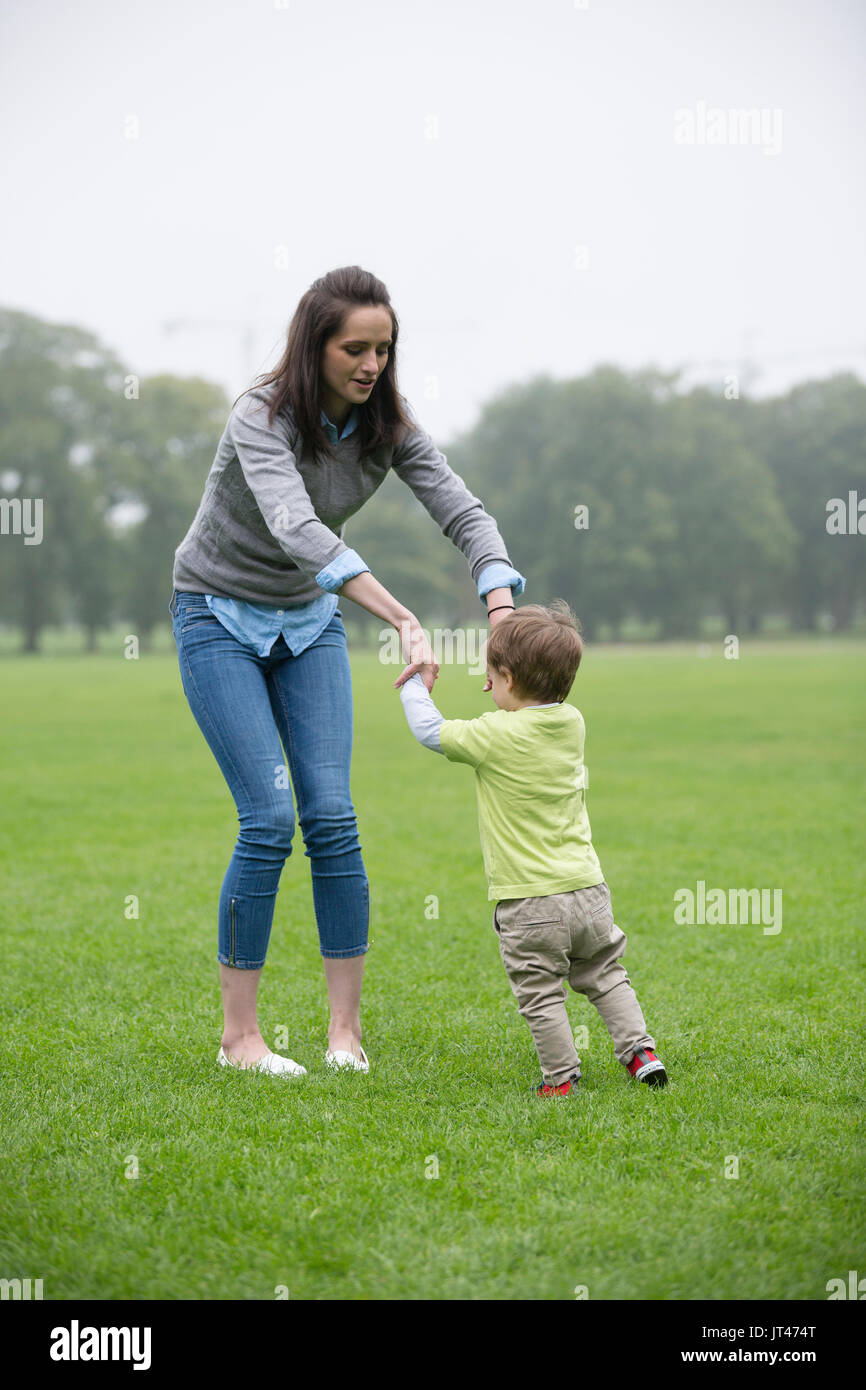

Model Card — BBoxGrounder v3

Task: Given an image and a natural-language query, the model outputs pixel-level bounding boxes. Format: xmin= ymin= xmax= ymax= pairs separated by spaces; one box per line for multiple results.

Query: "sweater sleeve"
xmin=390 ymin=397 xmax=519 ymax=590
xmin=230 ymin=392 xmax=351 ymax=582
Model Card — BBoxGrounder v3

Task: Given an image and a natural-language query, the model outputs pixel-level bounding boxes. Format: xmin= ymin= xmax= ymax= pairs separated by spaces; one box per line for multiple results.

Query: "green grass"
xmin=0 ymin=637 xmax=864 ymax=1300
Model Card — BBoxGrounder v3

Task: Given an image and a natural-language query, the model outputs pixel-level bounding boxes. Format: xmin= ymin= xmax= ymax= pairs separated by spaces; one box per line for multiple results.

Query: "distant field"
xmin=0 ymin=637 xmax=863 ymax=1300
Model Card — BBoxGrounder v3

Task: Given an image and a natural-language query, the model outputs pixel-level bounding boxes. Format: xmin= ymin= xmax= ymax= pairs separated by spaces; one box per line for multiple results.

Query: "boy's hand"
xmin=393 ymin=617 xmax=440 ymax=693
xmin=401 ymin=660 xmax=439 ymax=693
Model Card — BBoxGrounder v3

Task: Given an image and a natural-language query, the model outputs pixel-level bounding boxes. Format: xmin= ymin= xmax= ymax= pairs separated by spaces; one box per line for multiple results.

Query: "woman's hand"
xmin=393 ymin=616 xmax=440 ymax=694
xmin=331 ymin=576 xmax=440 ymax=694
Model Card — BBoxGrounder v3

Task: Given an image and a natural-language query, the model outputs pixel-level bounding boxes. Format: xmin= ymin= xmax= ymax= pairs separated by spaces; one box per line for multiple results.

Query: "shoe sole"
xmin=633 ymin=1061 xmax=668 ymax=1086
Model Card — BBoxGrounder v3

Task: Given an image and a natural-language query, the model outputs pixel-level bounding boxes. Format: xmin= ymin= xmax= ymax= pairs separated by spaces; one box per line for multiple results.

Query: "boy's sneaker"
xmin=536 ymin=1071 xmax=580 ymax=1098
xmin=626 ymin=1047 xmax=667 ymax=1087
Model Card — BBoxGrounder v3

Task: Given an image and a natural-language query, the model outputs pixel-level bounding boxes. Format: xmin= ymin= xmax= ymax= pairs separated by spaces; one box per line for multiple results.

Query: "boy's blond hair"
xmin=485 ymin=599 xmax=583 ymax=704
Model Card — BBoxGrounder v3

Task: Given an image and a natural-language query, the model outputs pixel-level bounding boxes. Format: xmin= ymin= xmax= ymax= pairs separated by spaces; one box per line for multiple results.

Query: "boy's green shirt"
xmin=437 ymin=702 xmax=604 ymax=901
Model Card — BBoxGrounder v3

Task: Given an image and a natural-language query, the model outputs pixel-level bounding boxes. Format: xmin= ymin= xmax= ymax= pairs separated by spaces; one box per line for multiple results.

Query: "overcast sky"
xmin=2 ymin=0 xmax=865 ymax=439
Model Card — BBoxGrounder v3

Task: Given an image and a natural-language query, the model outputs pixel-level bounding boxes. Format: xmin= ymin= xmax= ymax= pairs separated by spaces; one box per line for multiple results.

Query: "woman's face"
xmin=320 ymin=304 xmax=393 ymax=421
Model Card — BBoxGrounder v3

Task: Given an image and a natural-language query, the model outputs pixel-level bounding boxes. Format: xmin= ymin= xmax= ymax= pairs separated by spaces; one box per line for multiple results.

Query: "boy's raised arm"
xmin=398 ymin=671 xmax=446 ymax=754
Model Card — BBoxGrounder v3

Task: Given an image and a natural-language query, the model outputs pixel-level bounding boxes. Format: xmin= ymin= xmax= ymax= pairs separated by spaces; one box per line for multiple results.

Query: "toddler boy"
xmin=397 ymin=600 xmax=667 ymax=1096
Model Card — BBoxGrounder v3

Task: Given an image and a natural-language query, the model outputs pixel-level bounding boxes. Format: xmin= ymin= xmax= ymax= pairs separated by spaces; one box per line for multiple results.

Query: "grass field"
xmin=1 ymin=634 xmax=864 ymax=1301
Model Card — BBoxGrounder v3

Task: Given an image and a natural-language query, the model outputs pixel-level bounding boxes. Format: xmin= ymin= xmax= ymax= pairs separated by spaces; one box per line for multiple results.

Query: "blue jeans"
xmin=169 ymin=588 xmax=369 ymax=966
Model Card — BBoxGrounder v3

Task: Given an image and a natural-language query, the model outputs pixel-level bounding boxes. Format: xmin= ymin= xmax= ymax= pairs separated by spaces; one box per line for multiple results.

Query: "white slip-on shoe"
xmin=217 ymin=1045 xmax=306 ymax=1077
xmin=324 ymin=1044 xmax=369 ymax=1073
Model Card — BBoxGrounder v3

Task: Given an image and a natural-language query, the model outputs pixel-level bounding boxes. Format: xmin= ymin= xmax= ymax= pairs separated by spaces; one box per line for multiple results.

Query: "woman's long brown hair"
xmin=232 ymin=265 xmax=415 ymax=465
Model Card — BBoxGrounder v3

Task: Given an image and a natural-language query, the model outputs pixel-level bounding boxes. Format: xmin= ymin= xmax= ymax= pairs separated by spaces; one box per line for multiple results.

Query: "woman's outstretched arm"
xmin=335 ymin=569 xmax=440 ymax=691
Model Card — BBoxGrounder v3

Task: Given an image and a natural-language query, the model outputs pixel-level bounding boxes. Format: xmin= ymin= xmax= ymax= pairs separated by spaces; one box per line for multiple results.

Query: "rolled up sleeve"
xmin=477 ymin=562 xmax=527 ymax=604
xmin=315 ymin=547 xmax=371 ymax=593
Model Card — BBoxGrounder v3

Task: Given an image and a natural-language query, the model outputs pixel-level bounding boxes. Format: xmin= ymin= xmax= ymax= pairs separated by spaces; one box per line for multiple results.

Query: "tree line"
xmin=0 ymin=307 xmax=863 ymax=652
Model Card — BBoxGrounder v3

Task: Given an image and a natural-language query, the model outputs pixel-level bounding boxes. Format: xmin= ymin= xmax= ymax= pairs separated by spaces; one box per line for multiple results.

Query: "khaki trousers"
xmin=493 ymin=881 xmax=655 ymax=1086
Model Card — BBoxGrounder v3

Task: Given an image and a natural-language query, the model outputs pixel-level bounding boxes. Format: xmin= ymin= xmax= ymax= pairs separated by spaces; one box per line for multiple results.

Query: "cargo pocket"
xmin=501 ymin=898 xmax=570 ymax=973
xmin=586 ymin=882 xmax=617 ymax=954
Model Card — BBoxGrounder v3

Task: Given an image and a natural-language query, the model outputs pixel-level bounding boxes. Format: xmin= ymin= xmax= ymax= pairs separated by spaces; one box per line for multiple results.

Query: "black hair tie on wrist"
xmin=487 ymin=604 xmax=515 ymax=616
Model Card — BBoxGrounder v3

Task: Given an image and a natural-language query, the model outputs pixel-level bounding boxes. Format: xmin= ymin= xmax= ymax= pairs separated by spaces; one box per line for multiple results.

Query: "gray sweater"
xmin=172 ymin=385 xmax=517 ymax=607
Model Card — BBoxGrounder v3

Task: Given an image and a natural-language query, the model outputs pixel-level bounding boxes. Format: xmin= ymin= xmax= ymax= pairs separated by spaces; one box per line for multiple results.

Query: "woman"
xmin=168 ymin=265 xmax=525 ymax=1076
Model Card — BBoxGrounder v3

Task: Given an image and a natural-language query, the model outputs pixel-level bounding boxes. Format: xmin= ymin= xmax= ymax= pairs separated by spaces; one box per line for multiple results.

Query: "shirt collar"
xmin=320 ymin=404 xmax=359 ymax=442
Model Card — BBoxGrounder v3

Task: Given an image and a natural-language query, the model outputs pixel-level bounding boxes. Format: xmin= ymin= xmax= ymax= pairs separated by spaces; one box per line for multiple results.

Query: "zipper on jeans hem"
xmin=230 ymin=897 xmax=236 ymax=967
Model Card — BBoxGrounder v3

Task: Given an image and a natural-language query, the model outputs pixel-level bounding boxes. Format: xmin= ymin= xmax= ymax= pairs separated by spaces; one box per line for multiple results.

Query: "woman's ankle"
xmin=222 ymin=1028 xmax=267 ymax=1053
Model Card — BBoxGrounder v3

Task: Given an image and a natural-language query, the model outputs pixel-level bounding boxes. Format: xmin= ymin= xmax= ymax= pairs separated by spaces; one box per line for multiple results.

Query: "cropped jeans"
xmin=169 ymin=588 xmax=370 ymax=967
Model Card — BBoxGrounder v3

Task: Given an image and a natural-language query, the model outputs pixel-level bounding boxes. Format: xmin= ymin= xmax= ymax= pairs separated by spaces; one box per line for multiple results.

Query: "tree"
xmin=660 ymin=388 xmax=795 ymax=635
xmin=745 ymin=375 xmax=866 ymax=630
xmin=0 ymin=309 xmax=124 ymax=652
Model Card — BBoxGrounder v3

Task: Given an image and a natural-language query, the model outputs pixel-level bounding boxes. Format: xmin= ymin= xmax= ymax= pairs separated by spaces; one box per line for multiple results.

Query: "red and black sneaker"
xmin=536 ymin=1071 xmax=580 ymax=1098
xmin=626 ymin=1048 xmax=667 ymax=1087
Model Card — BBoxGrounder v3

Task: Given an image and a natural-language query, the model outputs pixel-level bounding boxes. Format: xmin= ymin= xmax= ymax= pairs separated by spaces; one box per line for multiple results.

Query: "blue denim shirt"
xmin=206 ymin=405 xmax=526 ymax=656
